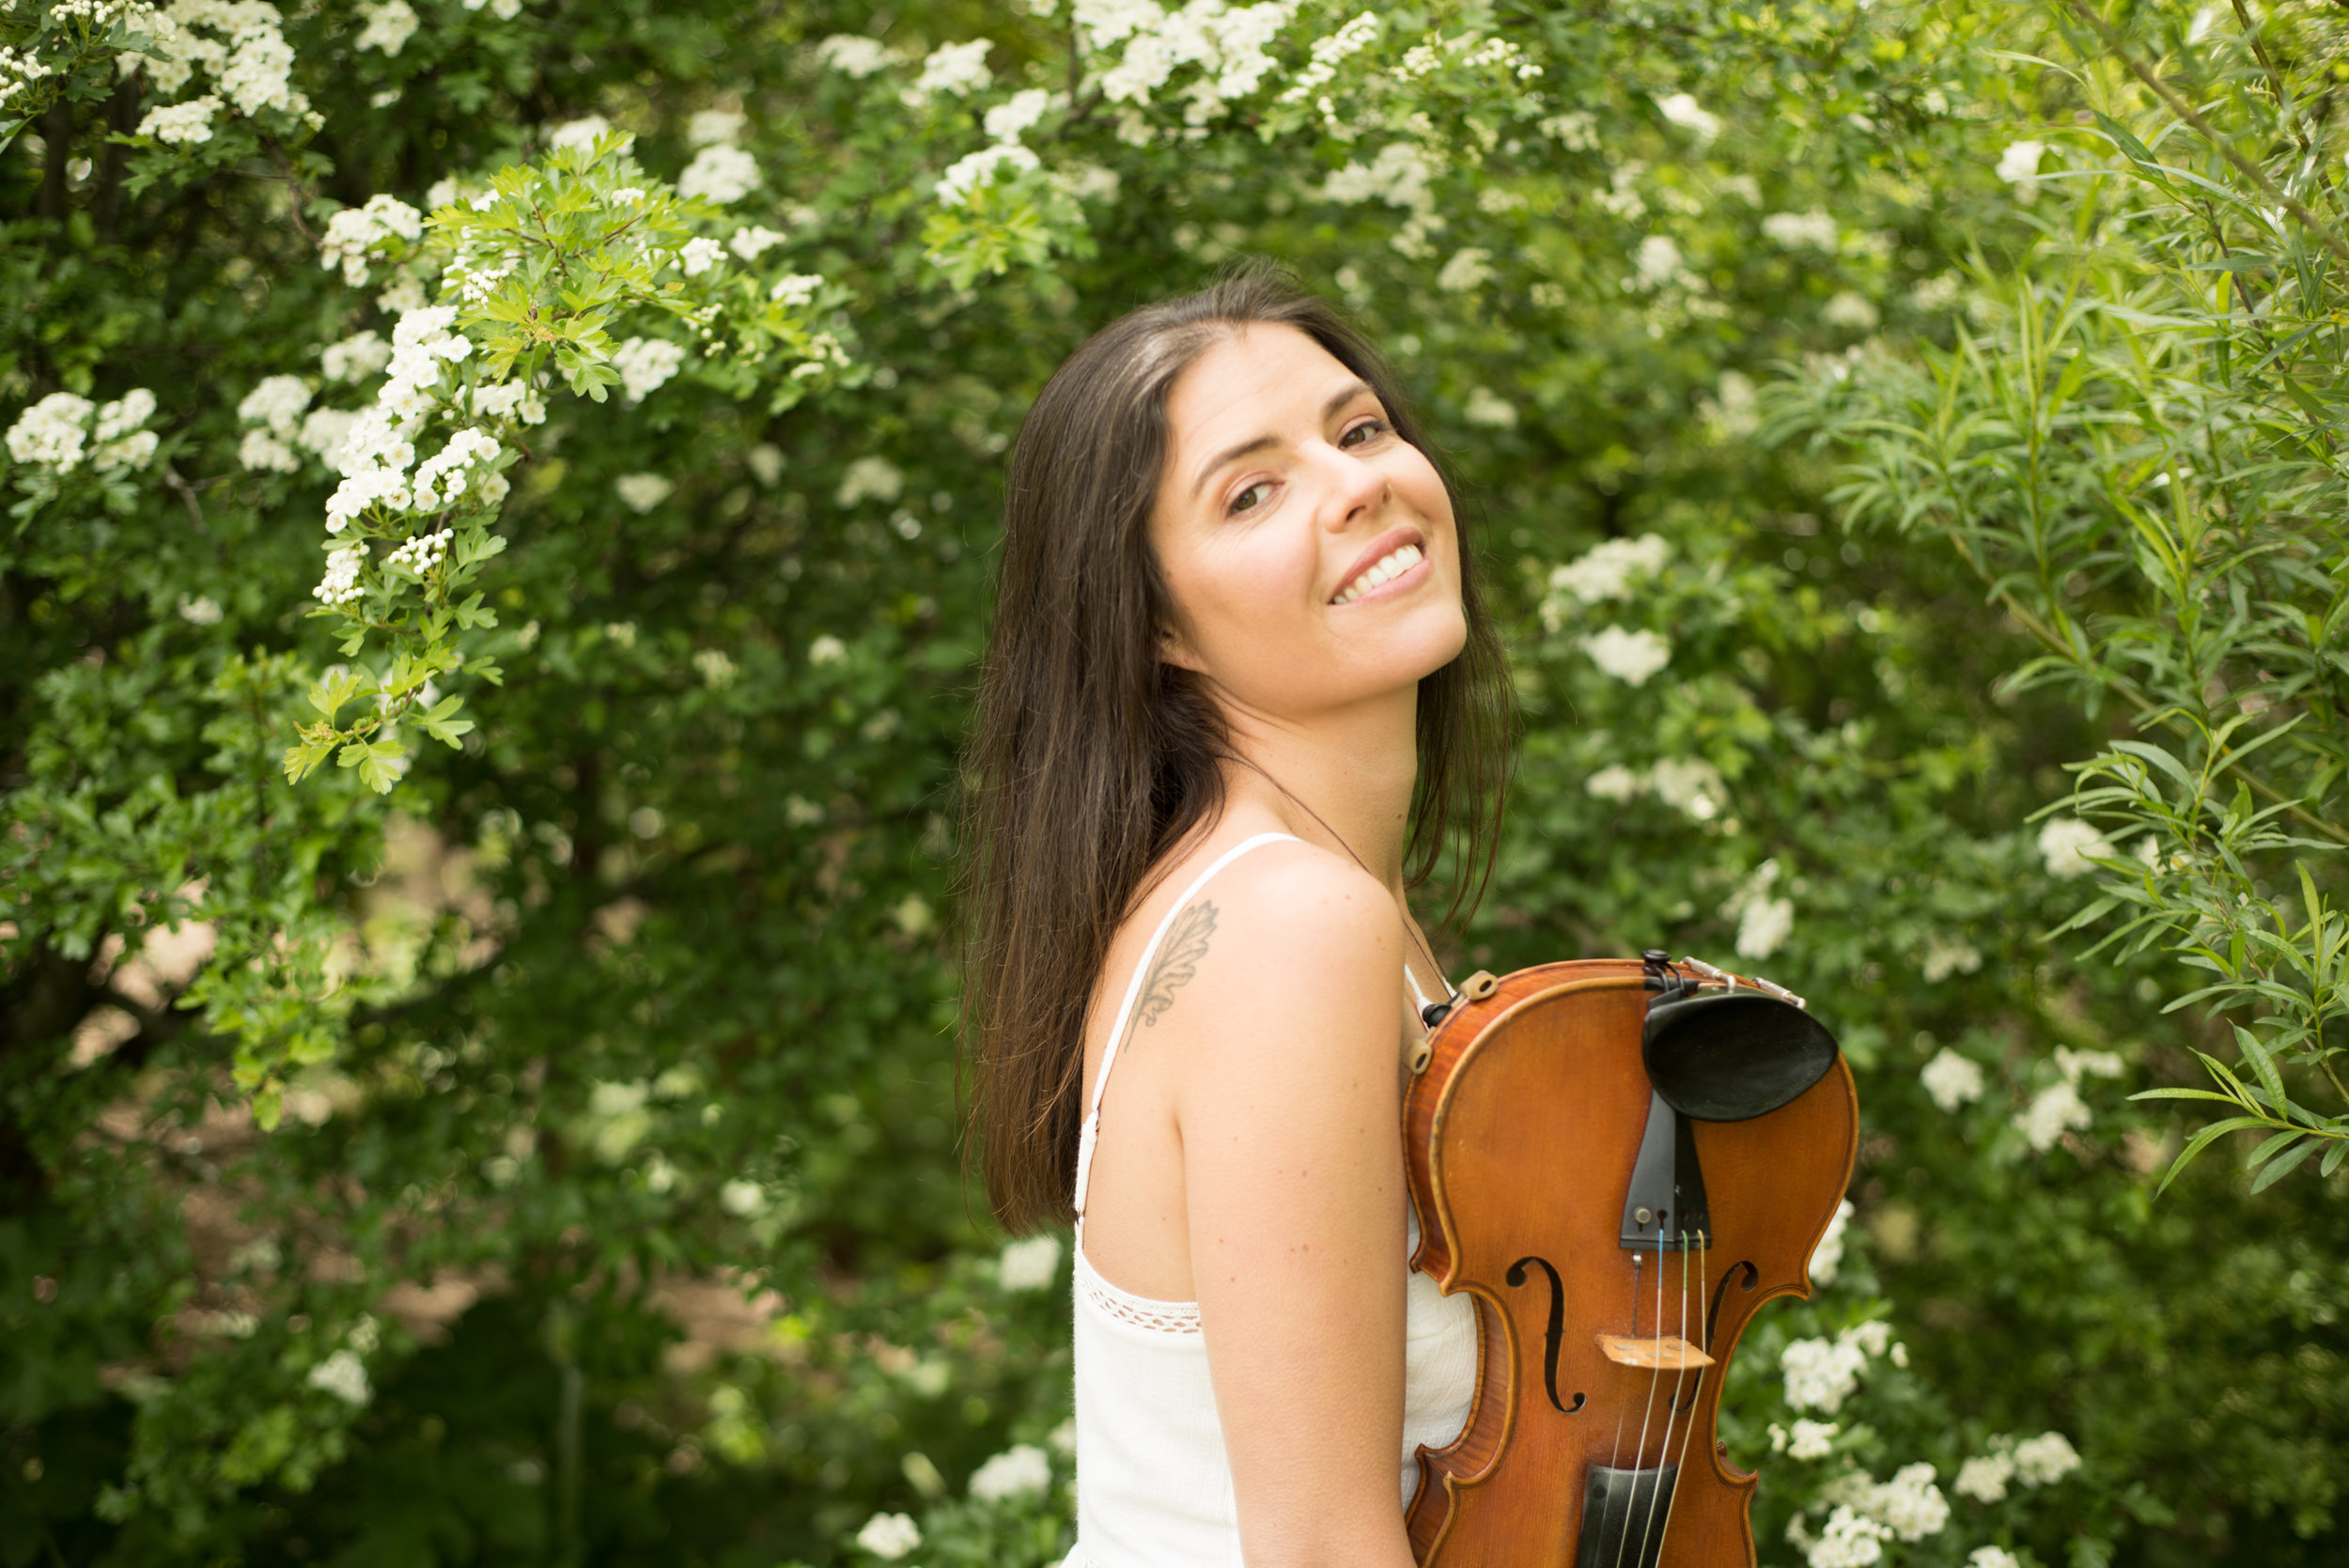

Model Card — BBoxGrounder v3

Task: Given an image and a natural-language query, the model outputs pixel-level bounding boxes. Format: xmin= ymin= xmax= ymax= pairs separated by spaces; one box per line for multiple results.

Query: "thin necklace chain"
xmin=1226 ymin=754 xmax=1448 ymax=1001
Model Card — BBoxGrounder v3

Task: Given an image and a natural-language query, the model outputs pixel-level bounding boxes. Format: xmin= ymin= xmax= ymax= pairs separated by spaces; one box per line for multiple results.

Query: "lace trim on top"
xmin=1076 ymin=1240 xmax=1202 ymax=1336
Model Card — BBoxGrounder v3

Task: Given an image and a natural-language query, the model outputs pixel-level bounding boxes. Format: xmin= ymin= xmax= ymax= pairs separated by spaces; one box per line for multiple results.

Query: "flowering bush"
xmin=5 ymin=1 xmax=2347 ymax=1564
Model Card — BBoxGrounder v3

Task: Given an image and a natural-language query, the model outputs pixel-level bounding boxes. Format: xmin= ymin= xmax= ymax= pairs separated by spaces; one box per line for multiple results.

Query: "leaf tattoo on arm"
xmin=1134 ymin=900 xmax=1218 ymax=1032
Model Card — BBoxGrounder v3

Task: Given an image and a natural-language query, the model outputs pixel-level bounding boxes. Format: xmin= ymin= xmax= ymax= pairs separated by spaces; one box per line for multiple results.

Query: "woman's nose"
xmin=1315 ymin=442 xmax=1389 ymax=529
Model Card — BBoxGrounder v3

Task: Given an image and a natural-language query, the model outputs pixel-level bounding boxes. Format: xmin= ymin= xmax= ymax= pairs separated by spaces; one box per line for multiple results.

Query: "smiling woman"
xmin=959 ymin=265 xmax=1515 ymax=1567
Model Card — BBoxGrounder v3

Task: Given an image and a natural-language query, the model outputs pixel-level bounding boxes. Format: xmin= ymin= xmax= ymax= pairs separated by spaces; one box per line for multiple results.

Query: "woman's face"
xmin=1150 ymin=324 xmax=1466 ymax=723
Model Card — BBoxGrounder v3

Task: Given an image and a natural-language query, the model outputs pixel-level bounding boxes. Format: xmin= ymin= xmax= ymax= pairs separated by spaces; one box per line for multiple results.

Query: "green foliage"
xmin=4 ymin=2 xmax=2346 ymax=1567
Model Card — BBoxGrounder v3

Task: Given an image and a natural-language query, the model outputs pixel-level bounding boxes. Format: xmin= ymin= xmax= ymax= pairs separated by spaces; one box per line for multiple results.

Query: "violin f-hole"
xmin=1505 ymin=1255 xmax=1586 ymax=1415
xmin=1703 ymin=1260 xmax=1760 ymax=1352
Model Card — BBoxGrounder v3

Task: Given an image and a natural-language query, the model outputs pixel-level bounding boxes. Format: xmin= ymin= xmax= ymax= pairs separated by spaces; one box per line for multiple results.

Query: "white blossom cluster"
xmin=1322 ymin=143 xmax=1442 ymax=257
xmin=678 ymin=143 xmax=760 ymax=204
xmin=136 ymin=93 xmax=221 ymax=143
xmin=1583 ymin=756 xmax=1728 ymax=824
xmin=1580 ymin=626 xmax=1672 ymax=687
xmin=237 ymin=374 xmax=312 ymax=472
xmin=2036 ymin=815 xmax=2114 ymax=877
xmin=997 ymin=1234 xmax=1062 ymax=1290
xmin=1952 ymin=1430 xmax=2081 ymax=1501
xmin=2012 ymin=1045 xmax=2123 ymax=1152
xmin=1809 ymin=1198 xmax=1854 ymax=1285
xmin=384 ymin=527 xmax=450 ymax=577
xmin=304 ymin=1345 xmax=372 ymax=1405
xmin=836 ymin=455 xmax=904 ymax=507
xmin=967 ymin=1442 xmax=1051 ymax=1501
xmin=611 ymin=336 xmax=687 ymax=403
xmin=1781 ymin=1317 xmax=1892 ymax=1414
xmin=319 ymin=194 xmax=424 ymax=287
xmin=814 ymin=35 xmax=897 ymax=79
xmin=1769 ymin=1417 xmax=1841 ymax=1460
xmin=1797 ymin=1505 xmax=1889 ymax=1568
xmin=322 ymin=329 xmax=393 ymax=383
xmin=854 ymin=1511 xmax=920 ymax=1560
xmin=1546 ymin=533 xmax=1670 ymax=613
xmin=1075 ymin=0 xmax=1299 ymax=125
xmin=1997 ymin=139 xmax=2046 ymax=202
xmin=1921 ymin=1046 xmax=1986 ymax=1112
xmin=729 ymin=225 xmax=786 ymax=261
xmin=1279 ymin=9 xmax=1377 ymax=106
xmin=312 ymin=542 xmax=366 ymax=604
xmin=355 ymin=0 xmax=417 ymax=54
xmin=1764 ymin=210 xmax=1842 ymax=251
xmin=5 ymin=387 xmax=160 ymax=476
xmin=614 ymin=473 xmax=673 ymax=514
xmin=131 ymin=0 xmax=313 ymax=152
xmin=1656 ymin=90 xmax=1720 ymax=144
xmin=410 ymin=427 xmax=500 ymax=509
xmin=1 ymin=42 xmax=57 ymax=116
xmin=1718 ymin=857 xmax=1795 ymax=958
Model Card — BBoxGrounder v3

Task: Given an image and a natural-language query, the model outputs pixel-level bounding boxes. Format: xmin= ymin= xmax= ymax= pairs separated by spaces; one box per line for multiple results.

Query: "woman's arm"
xmin=1175 ymin=847 xmax=1419 ymax=1568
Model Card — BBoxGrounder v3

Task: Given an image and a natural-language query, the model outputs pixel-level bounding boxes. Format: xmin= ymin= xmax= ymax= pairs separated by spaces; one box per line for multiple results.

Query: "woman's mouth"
xmin=1330 ymin=541 xmax=1426 ymax=605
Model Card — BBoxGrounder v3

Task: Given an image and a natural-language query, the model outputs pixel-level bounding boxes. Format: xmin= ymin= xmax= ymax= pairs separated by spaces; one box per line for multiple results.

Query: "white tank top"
xmin=1066 ymin=832 xmax=1480 ymax=1568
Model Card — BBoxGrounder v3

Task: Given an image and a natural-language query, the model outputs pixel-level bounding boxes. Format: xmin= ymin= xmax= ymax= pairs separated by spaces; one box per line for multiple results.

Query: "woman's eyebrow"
xmin=1188 ymin=380 xmax=1376 ymax=499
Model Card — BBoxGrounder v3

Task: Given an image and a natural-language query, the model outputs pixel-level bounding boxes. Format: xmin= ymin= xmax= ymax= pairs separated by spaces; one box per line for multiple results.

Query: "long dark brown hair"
xmin=960 ymin=263 xmax=1514 ymax=1233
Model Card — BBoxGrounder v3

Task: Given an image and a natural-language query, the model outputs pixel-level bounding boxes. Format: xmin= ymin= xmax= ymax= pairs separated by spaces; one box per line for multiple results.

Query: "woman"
xmin=962 ymin=266 xmax=1514 ymax=1568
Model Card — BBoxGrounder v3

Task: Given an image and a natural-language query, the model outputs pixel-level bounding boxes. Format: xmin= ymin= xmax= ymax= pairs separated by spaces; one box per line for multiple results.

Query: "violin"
xmin=1402 ymin=951 xmax=1857 ymax=1567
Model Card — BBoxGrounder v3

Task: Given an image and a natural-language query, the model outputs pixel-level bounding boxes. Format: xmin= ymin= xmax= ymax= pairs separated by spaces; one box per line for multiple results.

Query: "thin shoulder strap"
xmin=1073 ymin=831 xmax=1301 ymax=1217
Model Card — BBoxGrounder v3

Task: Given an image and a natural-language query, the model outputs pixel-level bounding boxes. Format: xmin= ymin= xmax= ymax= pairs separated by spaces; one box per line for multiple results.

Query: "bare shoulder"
xmin=1130 ymin=837 xmax=1402 ymax=1074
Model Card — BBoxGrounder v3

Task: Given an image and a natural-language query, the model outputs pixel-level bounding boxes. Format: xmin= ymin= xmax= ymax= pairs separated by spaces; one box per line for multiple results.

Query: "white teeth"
xmin=1333 ymin=543 xmax=1423 ymax=604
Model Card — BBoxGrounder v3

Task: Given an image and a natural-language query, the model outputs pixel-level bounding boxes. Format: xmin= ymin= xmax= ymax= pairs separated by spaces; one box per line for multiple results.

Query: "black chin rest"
xmin=1642 ymin=988 xmax=1840 ymax=1123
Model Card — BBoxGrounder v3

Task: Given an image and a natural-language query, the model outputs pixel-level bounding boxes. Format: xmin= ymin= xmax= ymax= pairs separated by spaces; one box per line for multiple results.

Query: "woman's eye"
xmin=1229 ymin=481 xmax=1272 ymax=515
xmin=1340 ymin=419 xmax=1387 ymax=447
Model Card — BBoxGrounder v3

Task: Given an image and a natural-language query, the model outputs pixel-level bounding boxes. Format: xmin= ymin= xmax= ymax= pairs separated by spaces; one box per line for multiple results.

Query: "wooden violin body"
xmin=1404 ymin=958 xmax=1859 ymax=1567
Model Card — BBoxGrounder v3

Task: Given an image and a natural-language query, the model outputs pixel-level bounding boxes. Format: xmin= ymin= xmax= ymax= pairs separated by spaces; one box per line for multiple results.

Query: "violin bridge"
xmin=1595 ymin=1333 xmax=1715 ymax=1372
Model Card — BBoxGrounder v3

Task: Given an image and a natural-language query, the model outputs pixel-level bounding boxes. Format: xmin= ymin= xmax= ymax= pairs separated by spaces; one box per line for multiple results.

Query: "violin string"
xmin=1613 ymin=1223 xmax=1667 ymax=1568
xmin=1653 ymin=1231 xmax=1709 ymax=1560
xmin=1607 ymin=1252 xmax=1639 ymax=1477
xmin=1631 ymin=1232 xmax=1690 ymax=1566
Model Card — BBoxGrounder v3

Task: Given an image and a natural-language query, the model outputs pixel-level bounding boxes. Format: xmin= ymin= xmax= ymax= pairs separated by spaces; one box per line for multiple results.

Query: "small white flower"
xmin=610 ymin=336 xmax=688 ymax=403
xmin=305 ymin=1348 xmax=372 ymax=1405
xmin=2037 ymin=816 xmax=2114 ymax=878
xmin=1781 ymin=1335 xmax=1867 ymax=1413
xmin=1996 ymin=139 xmax=2046 ymax=202
xmin=746 ymin=442 xmax=785 ymax=485
xmin=854 ymin=1511 xmax=921 ymax=1560
xmin=1762 ymin=210 xmax=1840 ymax=251
xmin=178 ymin=595 xmax=224 ymax=625
xmin=239 ymin=428 xmax=301 ymax=473
xmin=1581 ymin=626 xmax=1672 ymax=687
xmin=968 ymin=1441 xmax=1050 ymax=1501
xmin=729 ymin=225 xmax=787 ymax=261
xmin=321 ymin=330 xmax=393 ymax=382
xmin=997 ymin=1234 xmax=1062 ymax=1290
xmin=2010 ymin=1430 xmax=2081 ymax=1485
xmin=815 ymin=35 xmax=894 ymax=78
xmin=1549 ymin=535 xmax=1670 ymax=605
xmin=614 ymin=473 xmax=674 ymax=514
xmin=836 ymin=455 xmax=904 ymax=507
xmin=770 ymin=272 xmax=824 ymax=306
xmin=719 ymin=1178 xmax=767 ymax=1216
xmin=8 ymin=391 xmax=96 ymax=473
xmin=934 ymin=143 xmax=1039 ymax=207
xmin=547 ymin=115 xmax=613 ymax=150
xmin=1953 ymin=1451 xmax=2015 ymax=1502
xmin=1633 ymin=234 xmax=1686 ymax=289
xmin=688 ymin=108 xmax=745 ymax=147
xmin=1437 ymin=245 xmax=1494 ymax=293
xmin=692 ymin=648 xmax=738 ymax=689
xmin=356 ymin=0 xmax=419 ymax=55
xmin=1462 ymin=386 xmax=1517 ymax=428
xmin=2015 ymin=1080 xmax=2091 ymax=1152
xmin=1921 ymin=932 xmax=1981 ymax=984
xmin=137 ymin=95 xmax=222 ymax=145
xmin=984 ymin=86 xmax=1055 ymax=142
xmin=678 ymin=144 xmax=761 ymax=204
xmin=1822 ymin=291 xmax=1880 ymax=332
xmin=1806 ymin=1504 xmax=1889 ymax=1567
xmin=911 ymin=39 xmax=992 ymax=99
xmin=1968 ymin=1549 xmax=2023 ymax=1568
xmin=808 ymin=634 xmax=848 ymax=666
xmin=677 ymin=236 xmax=726 ymax=276
xmin=1736 ymin=895 xmax=1794 ymax=960
xmin=1809 ymin=1198 xmax=1854 ymax=1285
xmin=238 ymin=375 xmax=312 ymax=437
xmin=1585 ymin=764 xmax=1643 ymax=803
xmin=1650 ymin=758 xmax=1725 ymax=822
xmin=1655 ymin=92 xmax=1720 ymax=143
xmin=1921 ymin=1048 xmax=1986 ymax=1113
xmin=1788 ymin=1419 xmax=1840 ymax=1460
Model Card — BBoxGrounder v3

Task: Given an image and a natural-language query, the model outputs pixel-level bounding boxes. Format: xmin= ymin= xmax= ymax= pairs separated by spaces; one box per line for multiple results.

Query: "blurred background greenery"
xmin=3 ymin=2 xmax=2344 ymax=1565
